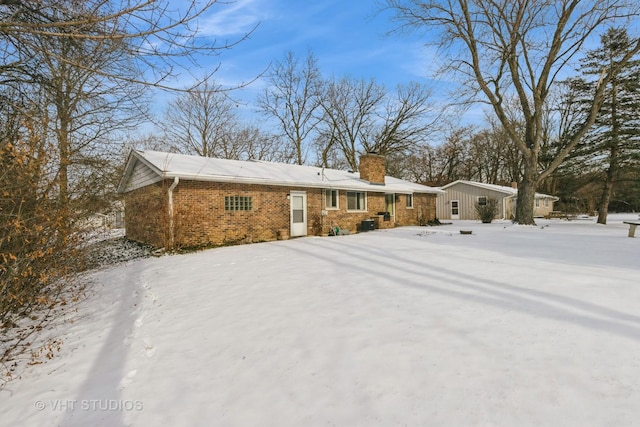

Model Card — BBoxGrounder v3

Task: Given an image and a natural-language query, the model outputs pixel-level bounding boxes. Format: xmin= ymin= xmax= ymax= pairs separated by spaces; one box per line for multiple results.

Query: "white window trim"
xmin=346 ymin=191 xmax=367 ymax=212
xmin=325 ymin=189 xmax=339 ymax=210
xmin=477 ymin=196 xmax=488 ymax=206
xmin=406 ymin=193 xmax=414 ymax=209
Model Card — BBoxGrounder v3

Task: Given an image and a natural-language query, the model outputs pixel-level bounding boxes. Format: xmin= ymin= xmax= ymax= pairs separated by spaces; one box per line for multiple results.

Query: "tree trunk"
xmin=597 ymin=71 xmax=620 ymax=225
xmin=596 ymin=172 xmax=614 ymax=224
xmin=296 ymin=135 xmax=303 ymax=165
xmin=57 ymin=109 xmax=71 ymax=242
xmin=515 ymin=156 xmax=538 ymax=225
xmin=596 ymin=134 xmax=620 ymax=224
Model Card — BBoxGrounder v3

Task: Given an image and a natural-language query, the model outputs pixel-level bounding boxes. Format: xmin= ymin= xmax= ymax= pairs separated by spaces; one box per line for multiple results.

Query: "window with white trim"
xmin=478 ymin=196 xmax=488 ymax=206
xmin=535 ymin=199 xmax=540 ymax=208
xmin=325 ymin=189 xmax=339 ymax=209
xmin=225 ymin=196 xmax=253 ymax=211
xmin=346 ymin=191 xmax=366 ymax=211
xmin=406 ymin=194 xmax=414 ymax=208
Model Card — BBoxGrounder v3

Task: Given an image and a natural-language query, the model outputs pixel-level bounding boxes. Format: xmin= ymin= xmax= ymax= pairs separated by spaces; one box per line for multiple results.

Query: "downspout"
xmin=502 ymin=197 xmax=507 ymax=220
xmin=505 ymin=195 xmax=516 ymax=220
xmin=321 ymin=189 xmax=325 ymax=234
xmin=167 ymin=177 xmax=180 ymax=248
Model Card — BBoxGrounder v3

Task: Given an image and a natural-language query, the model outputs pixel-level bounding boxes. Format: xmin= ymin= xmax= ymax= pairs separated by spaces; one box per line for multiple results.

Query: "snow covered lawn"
xmin=2 ymin=214 xmax=640 ymax=427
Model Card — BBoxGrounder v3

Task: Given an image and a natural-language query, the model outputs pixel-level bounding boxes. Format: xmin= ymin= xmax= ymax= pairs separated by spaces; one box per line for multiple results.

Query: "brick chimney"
xmin=359 ymin=153 xmax=386 ymax=185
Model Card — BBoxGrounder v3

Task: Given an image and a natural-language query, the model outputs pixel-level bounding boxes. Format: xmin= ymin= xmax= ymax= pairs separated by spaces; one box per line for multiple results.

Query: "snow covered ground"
xmin=2 ymin=214 xmax=640 ymax=427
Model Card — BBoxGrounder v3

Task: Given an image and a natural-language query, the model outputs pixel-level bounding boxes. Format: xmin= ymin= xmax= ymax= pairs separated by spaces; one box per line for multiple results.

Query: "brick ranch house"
xmin=117 ymin=150 xmax=444 ymax=248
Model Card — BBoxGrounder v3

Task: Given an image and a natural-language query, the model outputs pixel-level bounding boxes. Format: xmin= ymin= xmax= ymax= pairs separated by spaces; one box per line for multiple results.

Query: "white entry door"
xmin=290 ymin=191 xmax=307 ymax=237
xmin=451 ymin=200 xmax=460 ymax=220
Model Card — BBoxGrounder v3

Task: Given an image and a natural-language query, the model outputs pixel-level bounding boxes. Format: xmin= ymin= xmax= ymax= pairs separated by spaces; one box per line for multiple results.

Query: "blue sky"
xmin=151 ymin=1 xmax=637 ymax=137
xmin=202 ymin=0 xmax=435 ymax=89
xmin=151 ymin=0 xmax=470 ymax=131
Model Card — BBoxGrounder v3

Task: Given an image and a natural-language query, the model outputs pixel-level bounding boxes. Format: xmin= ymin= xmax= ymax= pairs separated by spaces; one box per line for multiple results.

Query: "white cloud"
xmin=197 ymin=0 xmax=266 ymax=37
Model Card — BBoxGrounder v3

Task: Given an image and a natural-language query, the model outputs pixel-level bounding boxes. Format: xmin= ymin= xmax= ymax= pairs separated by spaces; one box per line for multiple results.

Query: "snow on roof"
xmin=440 ymin=179 xmax=558 ymax=200
xmin=124 ymin=150 xmax=443 ymax=194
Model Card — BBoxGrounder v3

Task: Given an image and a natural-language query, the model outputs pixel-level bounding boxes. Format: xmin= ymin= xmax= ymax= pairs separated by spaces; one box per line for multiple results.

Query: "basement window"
xmin=346 ymin=191 xmax=366 ymax=211
xmin=225 ymin=196 xmax=253 ymax=211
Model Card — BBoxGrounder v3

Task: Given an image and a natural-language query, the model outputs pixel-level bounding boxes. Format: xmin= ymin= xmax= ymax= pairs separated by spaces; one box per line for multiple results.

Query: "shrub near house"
xmin=475 ymin=197 xmax=499 ymax=223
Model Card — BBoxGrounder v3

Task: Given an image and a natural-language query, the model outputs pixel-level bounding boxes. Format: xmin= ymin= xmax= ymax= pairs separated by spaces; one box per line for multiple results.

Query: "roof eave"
xmin=161 ymin=172 xmax=442 ymax=193
xmin=117 ymin=150 xmax=164 ymax=193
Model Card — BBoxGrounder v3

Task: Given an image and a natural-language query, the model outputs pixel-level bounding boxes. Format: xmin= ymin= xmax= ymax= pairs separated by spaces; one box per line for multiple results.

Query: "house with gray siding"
xmin=436 ymin=180 xmax=558 ymax=220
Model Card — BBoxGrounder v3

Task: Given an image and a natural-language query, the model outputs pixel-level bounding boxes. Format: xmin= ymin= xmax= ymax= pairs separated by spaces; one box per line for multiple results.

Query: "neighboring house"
xmin=436 ymin=180 xmax=559 ymax=220
xmin=117 ymin=151 xmax=444 ymax=248
xmin=80 ymin=201 xmax=125 ymax=229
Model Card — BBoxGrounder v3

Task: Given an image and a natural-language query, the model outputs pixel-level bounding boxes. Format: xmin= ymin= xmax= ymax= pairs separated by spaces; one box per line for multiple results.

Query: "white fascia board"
xmin=161 ymin=172 xmax=373 ymax=192
xmin=441 ymin=180 xmax=514 ymax=195
xmin=161 ymin=172 xmax=441 ymax=194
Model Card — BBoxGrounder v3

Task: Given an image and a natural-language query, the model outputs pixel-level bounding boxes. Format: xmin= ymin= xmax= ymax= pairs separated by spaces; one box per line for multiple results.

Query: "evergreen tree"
xmin=567 ymin=28 xmax=640 ymax=223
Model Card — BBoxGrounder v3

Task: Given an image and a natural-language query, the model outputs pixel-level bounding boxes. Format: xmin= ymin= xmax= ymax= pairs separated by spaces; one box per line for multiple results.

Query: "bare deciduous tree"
xmin=385 ymin=0 xmax=640 ymax=224
xmin=1 ymin=0 xmax=254 ymax=232
xmin=317 ymin=77 xmax=386 ymax=171
xmin=400 ymin=120 xmax=524 ymax=187
xmin=317 ymin=76 xmax=438 ymax=171
xmin=28 ymin=7 xmax=147 ymax=235
xmin=0 ymin=0 xmax=253 ymax=357
xmin=162 ymin=80 xmax=238 ymax=158
xmin=161 ymin=84 xmax=292 ymax=162
xmin=235 ymin=126 xmax=292 ymax=163
xmin=257 ymin=50 xmax=322 ymax=165
xmin=365 ymin=81 xmax=439 ymax=155
xmin=1 ymin=0 xmax=252 ymax=89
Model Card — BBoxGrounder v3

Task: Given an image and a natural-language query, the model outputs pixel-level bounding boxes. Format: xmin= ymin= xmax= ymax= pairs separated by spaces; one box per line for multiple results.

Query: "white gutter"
xmin=158 ymin=172 xmax=444 ymax=194
xmin=167 ymin=177 xmax=180 ymax=248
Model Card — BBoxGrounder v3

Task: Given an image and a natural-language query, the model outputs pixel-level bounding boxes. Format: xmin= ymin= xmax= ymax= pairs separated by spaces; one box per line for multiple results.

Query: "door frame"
xmin=450 ymin=199 xmax=460 ymax=220
xmin=289 ymin=191 xmax=307 ymax=237
xmin=385 ymin=193 xmax=395 ymax=219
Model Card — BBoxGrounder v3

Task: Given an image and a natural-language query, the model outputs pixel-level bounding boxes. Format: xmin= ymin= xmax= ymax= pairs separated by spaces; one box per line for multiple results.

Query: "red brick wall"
xmin=317 ymin=191 xmax=437 ymax=232
xmin=394 ymin=193 xmax=437 ymax=226
xmin=124 ymin=183 xmax=168 ymax=247
xmin=173 ymin=181 xmax=296 ymax=247
xmin=359 ymin=154 xmax=386 ymax=184
xmin=124 ymin=179 xmax=439 ymax=248
xmin=321 ymin=191 xmax=386 ymax=234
